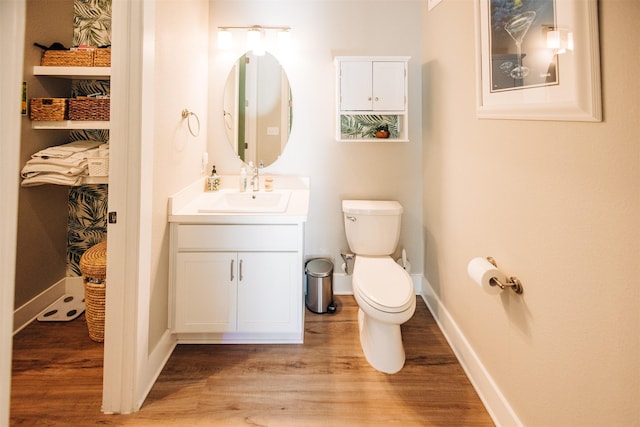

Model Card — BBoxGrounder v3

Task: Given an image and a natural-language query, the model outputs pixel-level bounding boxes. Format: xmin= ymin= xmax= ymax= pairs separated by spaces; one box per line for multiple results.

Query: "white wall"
xmin=148 ymin=0 xmax=210 ymax=349
xmin=208 ymin=0 xmax=424 ymax=274
xmin=422 ymin=0 xmax=640 ymax=425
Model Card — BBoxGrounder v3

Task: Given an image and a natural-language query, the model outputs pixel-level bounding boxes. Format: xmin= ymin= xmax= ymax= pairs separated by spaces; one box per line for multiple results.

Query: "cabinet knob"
xmin=375 ymin=97 xmax=379 ymax=101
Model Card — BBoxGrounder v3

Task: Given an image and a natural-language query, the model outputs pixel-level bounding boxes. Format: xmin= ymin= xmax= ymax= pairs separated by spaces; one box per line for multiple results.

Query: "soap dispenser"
xmin=206 ymin=165 xmax=220 ymax=191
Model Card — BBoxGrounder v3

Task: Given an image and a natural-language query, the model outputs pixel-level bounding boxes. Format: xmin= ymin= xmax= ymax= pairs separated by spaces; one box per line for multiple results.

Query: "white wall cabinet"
xmin=335 ymin=56 xmax=409 ymax=142
xmin=339 ymin=60 xmax=406 ymax=111
xmin=170 ymin=223 xmax=305 ymax=344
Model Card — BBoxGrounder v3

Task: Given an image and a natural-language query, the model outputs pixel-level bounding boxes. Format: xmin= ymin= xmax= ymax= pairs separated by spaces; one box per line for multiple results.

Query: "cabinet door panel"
xmin=340 ymin=61 xmax=373 ymax=111
xmin=372 ymin=61 xmax=405 ymax=111
xmin=237 ymin=252 xmax=299 ymax=333
xmin=175 ymin=252 xmax=237 ymax=333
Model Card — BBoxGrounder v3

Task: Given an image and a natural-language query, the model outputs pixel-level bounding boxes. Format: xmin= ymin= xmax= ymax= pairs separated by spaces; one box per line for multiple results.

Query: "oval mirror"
xmin=223 ymin=51 xmax=292 ymax=167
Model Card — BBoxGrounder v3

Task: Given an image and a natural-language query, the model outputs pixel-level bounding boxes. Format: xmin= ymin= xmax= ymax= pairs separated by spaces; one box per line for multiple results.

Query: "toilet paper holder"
xmin=486 ymin=257 xmax=524 ymax=294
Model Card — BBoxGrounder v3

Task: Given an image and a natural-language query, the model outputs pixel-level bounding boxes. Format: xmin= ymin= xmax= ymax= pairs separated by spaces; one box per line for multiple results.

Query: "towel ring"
xmin=223 ymin=110 xmax=233 ymax=130
xmin=181 ymin=109 xmax=200 ymax=137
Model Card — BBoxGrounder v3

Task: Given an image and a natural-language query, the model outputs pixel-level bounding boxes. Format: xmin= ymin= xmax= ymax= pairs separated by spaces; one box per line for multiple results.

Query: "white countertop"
xmin=168 ymin=175 xmax=309 ymax=224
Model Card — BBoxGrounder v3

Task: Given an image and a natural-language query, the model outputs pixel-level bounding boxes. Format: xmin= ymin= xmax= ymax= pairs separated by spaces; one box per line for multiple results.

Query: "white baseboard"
xmin=13 ymin=276 xmax=85 ymax=335
xmin=420 ymin=276 xmax=521 ymax=427
xmin=134 ymin=329 xmax=177 ymax=413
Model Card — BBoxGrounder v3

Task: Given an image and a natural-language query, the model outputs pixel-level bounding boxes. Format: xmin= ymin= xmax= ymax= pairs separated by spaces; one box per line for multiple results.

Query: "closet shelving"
xmin=33 ymin=65 xmax=110 ymax=79
xmin=31 ymin=66 xmax=111 ymax=130
xmin=31 ymin=65 xmax=111 ymax=184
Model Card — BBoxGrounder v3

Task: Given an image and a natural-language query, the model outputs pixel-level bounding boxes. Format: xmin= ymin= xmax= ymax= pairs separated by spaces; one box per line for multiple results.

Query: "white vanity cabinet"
xmin=335 ymin=56 xmax=410 ymax=142
xmin=170 ymin=223 xmax=305 ymax=344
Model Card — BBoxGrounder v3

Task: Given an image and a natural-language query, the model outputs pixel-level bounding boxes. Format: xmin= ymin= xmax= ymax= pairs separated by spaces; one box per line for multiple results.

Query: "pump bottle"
xmin=206 ymin=165 xmax=220 ymax=191
xmin=239 ymin=166 xmax=247 ymax=192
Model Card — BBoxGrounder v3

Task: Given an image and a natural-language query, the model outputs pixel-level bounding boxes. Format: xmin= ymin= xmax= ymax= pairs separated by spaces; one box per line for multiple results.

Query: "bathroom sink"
xmin=197 ymin=190 xmax=292 ymax=213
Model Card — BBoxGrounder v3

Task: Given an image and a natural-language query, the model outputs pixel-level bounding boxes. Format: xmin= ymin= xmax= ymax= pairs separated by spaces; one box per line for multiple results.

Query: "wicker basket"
xmin=41 ymin=49 xmax=94 ymax=67
xmin=68 ymin=97 xmax=110 ymax=121
xmin=80 ymin=240 xmax=107 ymax=343
xmin=94 ymin=48 xmax=111 ymax=67
xmin=29 ymin=98 xmax=67 ymax=121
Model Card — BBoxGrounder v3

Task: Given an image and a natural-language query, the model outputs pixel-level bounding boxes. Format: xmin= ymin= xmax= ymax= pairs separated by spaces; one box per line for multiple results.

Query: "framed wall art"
xmin=475 ymin=0 xmax=601 ymax=121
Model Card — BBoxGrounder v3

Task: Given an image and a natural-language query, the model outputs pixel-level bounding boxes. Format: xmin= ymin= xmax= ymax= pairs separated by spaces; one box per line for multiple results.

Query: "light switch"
xmin=267 ymin=126 xmax=280 ymax=136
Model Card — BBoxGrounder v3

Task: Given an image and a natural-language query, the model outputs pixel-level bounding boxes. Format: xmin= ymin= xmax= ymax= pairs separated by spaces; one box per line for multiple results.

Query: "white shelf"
xmin=31 ymin=120 xmax=110 ymax=130
xmin=83 ymin=176 xmax=108 ymax=185
xmin=33 ymin=66 xmax=111 ymax=79
xmin=337 ymin=138 xmax=410 ymax=143
xmin=338 ymin=110 xmax=408 ymax=116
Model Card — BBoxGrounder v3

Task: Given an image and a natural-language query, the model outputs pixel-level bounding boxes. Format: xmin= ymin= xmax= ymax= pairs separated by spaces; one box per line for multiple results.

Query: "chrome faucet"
xmin=251 ymin=163 xmax=260 ymax=191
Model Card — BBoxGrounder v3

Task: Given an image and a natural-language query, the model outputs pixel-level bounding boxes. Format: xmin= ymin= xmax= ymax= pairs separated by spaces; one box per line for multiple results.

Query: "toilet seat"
xmin=353 ymin=256 xmax=414 ymax=313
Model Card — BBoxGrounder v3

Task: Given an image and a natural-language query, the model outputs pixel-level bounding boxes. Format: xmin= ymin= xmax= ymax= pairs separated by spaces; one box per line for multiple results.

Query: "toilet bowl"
xmin=352 ymin=255 xmax=416 ymax=374
xmin=342 ymin=200 xmax=416 ymax=374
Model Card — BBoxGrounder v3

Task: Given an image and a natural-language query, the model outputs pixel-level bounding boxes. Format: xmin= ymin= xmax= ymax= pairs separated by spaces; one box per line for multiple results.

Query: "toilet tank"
xmin=342 ymin=200 xmax=403 ymax=256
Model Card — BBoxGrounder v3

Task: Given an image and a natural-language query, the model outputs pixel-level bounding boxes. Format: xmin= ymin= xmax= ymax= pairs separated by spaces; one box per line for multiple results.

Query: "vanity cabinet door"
xmin=339 ymin=60 xmax=406 ymax=111
xmin=174 ymin=252 xmax=237 ymax=333
xmin=237 ymin=252 xmax=299 ymax=333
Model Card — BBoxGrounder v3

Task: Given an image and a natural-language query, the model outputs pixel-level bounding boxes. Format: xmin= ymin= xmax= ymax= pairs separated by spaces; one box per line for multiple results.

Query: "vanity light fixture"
xmin=217 ymin=25 xmax=292 ymax=55
xmin=546 ymin=27 xmax=574 ymax=54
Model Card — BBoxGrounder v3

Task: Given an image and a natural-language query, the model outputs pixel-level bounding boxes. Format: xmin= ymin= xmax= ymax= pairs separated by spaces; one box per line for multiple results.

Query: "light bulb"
xmin=246 ymin=29 xmax=262 ymax=53
xmin=217 ymin=29 xmax=232 ymax=50
xmin=277 ymin=29 xmax=291 ymax=47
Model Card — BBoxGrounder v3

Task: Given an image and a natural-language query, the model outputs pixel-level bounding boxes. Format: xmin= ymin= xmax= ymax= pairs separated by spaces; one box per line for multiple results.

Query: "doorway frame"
xmin=1 ymin=0 xmax=161 ymax=419
xmin=0 ymin=1 xmax=25 ymax=424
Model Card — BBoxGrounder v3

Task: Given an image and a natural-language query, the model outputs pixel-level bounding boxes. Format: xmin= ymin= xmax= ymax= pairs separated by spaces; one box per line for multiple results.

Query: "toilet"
xmin=342 ymin=200 xmax=416 ymax=374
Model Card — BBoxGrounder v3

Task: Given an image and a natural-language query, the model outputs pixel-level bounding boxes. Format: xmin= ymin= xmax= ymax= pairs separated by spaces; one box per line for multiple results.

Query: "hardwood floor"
xmin=11 ymin=295 xmax=493 ymax=426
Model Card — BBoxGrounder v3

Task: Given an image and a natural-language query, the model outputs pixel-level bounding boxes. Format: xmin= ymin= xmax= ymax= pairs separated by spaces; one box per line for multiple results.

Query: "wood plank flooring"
xmin=11 ymin=295 xmax=494 ymax=426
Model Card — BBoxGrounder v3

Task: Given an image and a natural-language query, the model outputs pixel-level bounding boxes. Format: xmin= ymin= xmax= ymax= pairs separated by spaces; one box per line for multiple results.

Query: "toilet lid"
xmin=353 ymin=256 xmax=414 ymax=313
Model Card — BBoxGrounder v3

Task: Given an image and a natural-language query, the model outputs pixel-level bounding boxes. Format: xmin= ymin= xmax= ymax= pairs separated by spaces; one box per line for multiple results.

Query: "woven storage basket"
xmin=41 ymin=49 xmax=94 ymax=67
xmin=30 ymin=98 xmax=67 ymax=121
xmin=94 ymin=48 xmax=111 ymax=67
xmin=80 ymin=240 xmax=107 ymax=343
xmin=68 ymin=97 xmax=110 ymax=121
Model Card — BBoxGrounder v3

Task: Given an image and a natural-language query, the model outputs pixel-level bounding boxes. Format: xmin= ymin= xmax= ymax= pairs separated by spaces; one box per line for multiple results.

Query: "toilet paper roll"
xmin=467 ymin=257 xmax=506 ymax=295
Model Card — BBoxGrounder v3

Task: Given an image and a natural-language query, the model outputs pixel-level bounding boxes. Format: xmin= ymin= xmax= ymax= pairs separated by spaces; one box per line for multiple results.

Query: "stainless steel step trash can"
xmin=305 ymin=258 xmax=336 ymax=314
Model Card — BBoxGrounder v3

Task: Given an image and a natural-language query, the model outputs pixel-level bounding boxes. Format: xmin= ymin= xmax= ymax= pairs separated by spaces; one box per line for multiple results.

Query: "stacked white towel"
xmin=21 ymin=140 xmax=103 ymax=187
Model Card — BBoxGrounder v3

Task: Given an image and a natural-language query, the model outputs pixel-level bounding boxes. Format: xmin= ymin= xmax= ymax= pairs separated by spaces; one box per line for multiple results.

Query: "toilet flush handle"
xmin=346 ymin=216 xmax=356 ymax=222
